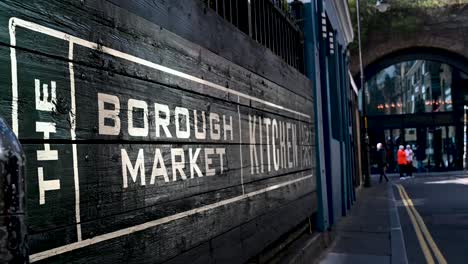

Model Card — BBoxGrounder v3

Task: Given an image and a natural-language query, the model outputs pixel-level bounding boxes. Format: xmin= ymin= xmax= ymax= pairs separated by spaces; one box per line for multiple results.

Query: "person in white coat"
xmin=405 ymin=145 xmax=414 ymax=177
xmin=376 ymin=143 xmax=389 ymax=183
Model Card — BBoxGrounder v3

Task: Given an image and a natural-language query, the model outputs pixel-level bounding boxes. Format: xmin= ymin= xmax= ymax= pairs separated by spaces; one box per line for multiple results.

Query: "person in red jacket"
xmin=397 ymin=145 xmax=407 ymax=179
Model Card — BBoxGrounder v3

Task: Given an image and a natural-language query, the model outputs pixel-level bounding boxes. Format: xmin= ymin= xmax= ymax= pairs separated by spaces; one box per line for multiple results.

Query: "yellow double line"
xmin=396 ymin=184 xmax=447 ymax=264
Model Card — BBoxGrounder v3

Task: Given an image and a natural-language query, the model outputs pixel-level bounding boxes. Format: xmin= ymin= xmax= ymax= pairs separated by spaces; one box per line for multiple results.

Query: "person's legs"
xmin=383 ymin=166 xmax=389 ymax=182
xmin=399 ymin=164 xmax=404 ymax=178
xmin=407 ymin=163 xmax=413 ymax=177
xmin=379 ymin=166 xmax=383 ymax=183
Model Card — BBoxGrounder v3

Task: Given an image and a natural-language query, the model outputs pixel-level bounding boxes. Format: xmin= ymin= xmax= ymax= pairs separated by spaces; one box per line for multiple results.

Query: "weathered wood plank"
xmin=32 ymin=179 xmax=314 ymax=264
xmin=24 ymin=142 xmax=314 ymax=251
xmin=0 ymin=0 xmax=313 ymax=120
xmin=0 ymin=46 xmax=315 ymax=145
xmin=164 ymin=192 xmax=317 ymax=264
xmin=103 ymin=0 xmax=312 ymax=98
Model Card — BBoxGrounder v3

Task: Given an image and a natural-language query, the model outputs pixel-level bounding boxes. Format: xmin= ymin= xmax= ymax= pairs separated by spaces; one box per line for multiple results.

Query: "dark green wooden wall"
xmin=0 ymin=0 xmax=317 ymax=263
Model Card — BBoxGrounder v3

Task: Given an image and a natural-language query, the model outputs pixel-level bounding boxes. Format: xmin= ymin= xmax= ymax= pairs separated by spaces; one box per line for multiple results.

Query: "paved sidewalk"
xmin=319 ymin=176 xmax=407 ymax=264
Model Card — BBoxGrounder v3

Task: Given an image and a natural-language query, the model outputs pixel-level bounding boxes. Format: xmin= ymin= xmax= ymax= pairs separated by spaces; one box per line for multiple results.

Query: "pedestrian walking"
xmin=397 ymin=145 xmax=407 ymax=179
xmin=405 ymin=145 xmax=414 ymax=177
xmin=376 ymin=143 xmax=389 ymax=183
xmin=416 ymin=144 xmax=425 ymax=172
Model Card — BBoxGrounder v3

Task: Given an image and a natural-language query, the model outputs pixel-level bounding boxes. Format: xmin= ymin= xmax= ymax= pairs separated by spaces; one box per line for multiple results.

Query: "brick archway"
xmin=350 ymin=4 xmax=468 ymax=81
xmin=362 ymin=47 xmax=468 ymax=82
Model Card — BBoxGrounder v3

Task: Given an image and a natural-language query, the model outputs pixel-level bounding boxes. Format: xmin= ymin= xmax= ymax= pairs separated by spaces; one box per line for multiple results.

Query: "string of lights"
xmin=375 ymin=100 xmax=453 ymax=109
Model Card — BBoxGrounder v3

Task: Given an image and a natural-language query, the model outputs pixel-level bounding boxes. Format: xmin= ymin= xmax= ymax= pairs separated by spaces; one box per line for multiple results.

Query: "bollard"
xmin=0 ymin=117 xmax=28 ymax=263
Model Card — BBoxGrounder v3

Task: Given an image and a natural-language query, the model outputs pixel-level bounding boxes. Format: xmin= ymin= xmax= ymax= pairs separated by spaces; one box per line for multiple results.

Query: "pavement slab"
xmin=319 ymin=175 xmax=407 ymax=264
xmin=319 ymin=252 xmax=390 ymax=264
xmin=319 ymin=176 xmax=393 ymax=263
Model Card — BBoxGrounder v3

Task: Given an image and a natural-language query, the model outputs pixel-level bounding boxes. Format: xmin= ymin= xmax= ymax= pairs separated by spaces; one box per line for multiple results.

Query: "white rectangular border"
xmin=8 ymin=17 xmax=313 ymax=262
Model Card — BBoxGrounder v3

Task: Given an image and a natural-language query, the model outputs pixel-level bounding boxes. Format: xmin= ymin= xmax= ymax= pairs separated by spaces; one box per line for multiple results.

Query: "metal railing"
xmin=203 ymin=0 xmax=304 ymax=73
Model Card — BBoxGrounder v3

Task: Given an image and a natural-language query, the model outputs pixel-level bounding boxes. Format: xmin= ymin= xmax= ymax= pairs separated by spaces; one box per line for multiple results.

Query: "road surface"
xmin=395 ymin=174 xmax=468 ymax=264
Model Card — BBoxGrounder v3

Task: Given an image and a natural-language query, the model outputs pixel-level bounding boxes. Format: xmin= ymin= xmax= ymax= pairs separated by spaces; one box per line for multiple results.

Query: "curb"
xmin=385 ymin=170 xmax=467 ymax=179
xmin=388 ymin=183 xmax=408 ymax=264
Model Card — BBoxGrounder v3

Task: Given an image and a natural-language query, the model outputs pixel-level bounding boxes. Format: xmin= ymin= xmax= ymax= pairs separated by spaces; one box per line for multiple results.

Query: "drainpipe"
xmin=300 ymin=0 xmax=330 ymax=231
xmin=0 ymin=117 xmax=28 ymax=263
xmin=356 ymin=0 xmax=371 ymax=187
